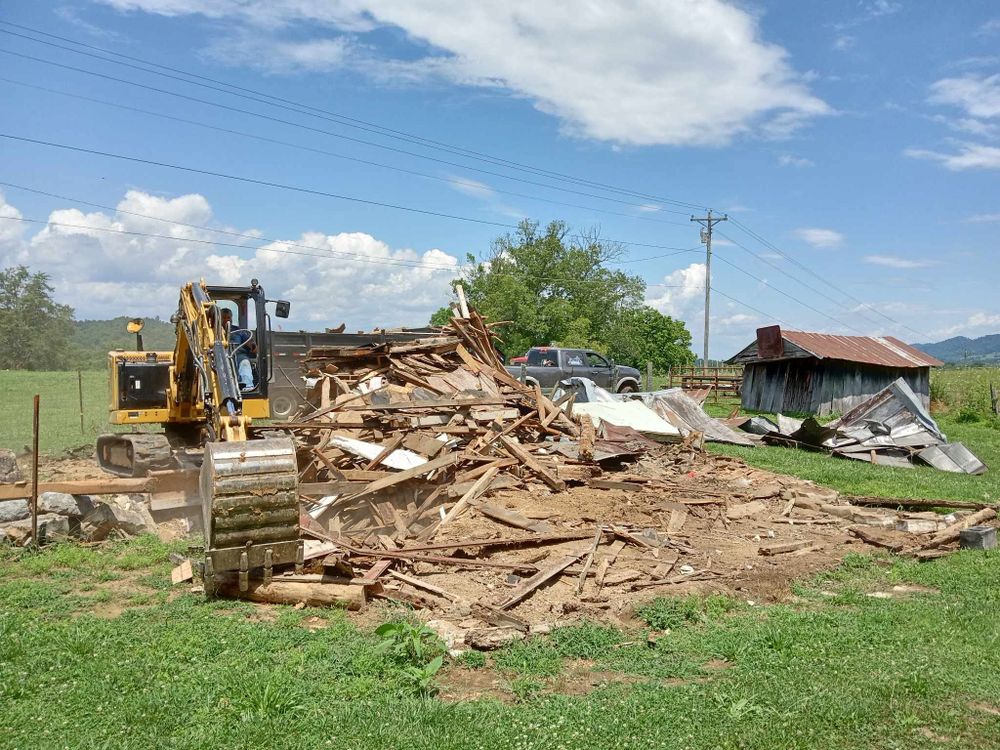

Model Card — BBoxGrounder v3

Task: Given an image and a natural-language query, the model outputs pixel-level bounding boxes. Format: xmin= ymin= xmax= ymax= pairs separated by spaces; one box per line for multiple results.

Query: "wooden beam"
xmin=497 ymin=549 xmax=587 ymax=609
xmin=437 ymin=467 xmax=498 ymax=527
xmin=499 ymin=435 xmax=565 ymax=491
xmin=0 ymin=470 xmax=198 ymax=501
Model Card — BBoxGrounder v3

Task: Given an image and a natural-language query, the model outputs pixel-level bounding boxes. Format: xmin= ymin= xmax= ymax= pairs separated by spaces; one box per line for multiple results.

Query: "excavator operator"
xmin=221 ymin=308 xmax=256 ymax=390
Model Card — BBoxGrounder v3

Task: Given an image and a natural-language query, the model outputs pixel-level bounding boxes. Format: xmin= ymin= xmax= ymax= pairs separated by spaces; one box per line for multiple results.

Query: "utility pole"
xmin=691 ymin=209 xmax=727 ymax=369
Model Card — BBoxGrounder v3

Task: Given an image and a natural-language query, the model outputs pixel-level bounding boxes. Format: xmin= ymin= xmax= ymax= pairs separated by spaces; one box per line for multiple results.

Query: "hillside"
xmin=915 ymin=333 xmax=1000 ymax=364
xmin=71 ymin=317 xmax=177 ymax=369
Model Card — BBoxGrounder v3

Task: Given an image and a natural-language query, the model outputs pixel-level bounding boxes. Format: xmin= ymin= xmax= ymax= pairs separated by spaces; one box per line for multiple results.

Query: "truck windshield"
xmin=527 ymin=349 xmax=558 ymax=367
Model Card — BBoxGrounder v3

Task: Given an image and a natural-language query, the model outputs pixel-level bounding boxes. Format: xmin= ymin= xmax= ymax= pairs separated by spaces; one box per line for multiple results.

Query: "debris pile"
xmin=287 ymin=312 xmax=596 ymax=544
xmin=732 ymin=378 xmax=987 ymax=474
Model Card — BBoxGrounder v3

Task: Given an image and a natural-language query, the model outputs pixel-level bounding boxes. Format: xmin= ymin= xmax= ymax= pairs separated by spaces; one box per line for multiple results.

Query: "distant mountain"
xmin=914 ymin=334 xmax=1000 ymax=364
xmin=71 ymin=317 xmax=177 ymax=370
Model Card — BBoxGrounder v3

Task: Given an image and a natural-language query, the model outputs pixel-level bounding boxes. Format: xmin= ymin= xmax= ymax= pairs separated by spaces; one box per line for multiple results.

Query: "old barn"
xmin=728 ymin=325 xmax=942 ymax=416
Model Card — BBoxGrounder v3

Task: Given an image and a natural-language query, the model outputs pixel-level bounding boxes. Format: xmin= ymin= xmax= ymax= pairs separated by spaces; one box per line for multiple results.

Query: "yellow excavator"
xmin=97 ymin=279 xmax=302 ymax=592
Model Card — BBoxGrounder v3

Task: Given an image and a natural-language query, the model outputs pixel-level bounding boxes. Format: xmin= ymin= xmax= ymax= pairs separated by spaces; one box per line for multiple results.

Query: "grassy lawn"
xmin=1 ymin=537 xmax=998 ymax=749
xmin=0 ymin=370 xmax=109 ymax=455
xmin=709 ymin=415 xmax=999 ymax=502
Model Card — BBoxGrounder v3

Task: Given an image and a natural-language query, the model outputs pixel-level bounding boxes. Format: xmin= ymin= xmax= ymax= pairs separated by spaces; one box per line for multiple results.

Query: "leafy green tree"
xmin=0 ymin=265 xmax=76 ymax=370
xmin=431 ymin=220 xmax=647 ymax=358
xmin=605 ymin=305 xmax=695 ymax=372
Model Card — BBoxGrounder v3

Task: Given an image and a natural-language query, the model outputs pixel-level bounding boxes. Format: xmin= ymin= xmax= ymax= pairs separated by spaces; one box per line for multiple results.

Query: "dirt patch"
xmin=437 ymin=667 xmax=513 ymax=702
xmin=547 ymin=659 xmax=649 ymax=696
xmin=969 ymin=701 xmax=1000 ymax=717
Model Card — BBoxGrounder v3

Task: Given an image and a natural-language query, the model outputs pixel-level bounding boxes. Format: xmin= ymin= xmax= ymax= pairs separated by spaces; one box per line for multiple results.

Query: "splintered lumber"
xmin=389 ymin=530 xmax=597 ymax=553
xmin=364 ymin=435 xmax=405 ymax=471
xmin=589 ymin=479 xmax=646 ymax=492
xmin=0 ymin=471 xmax=198 ymax=501
xmin=848 ymin=526 xmax=906 ymax=553
xmin=474 ymin=503 xmax=555 ymax=533
xmin=847 ymin=496 xmax=1000 ymax=512
xmin=347 ymin=547 xmax=538 ymax=573
xmin=911 ymin=508 xmax=997 ymax=552
xmin=216 ymin=577 xmax=366 ymax=610
xmin=595 ymin=539 xmax=626 ymax=592
xmin=438 ymin=467 xmax=498 ymax=527
xmin=387 ymin=569 xmax=464 ymax=602
xmin=758 ymin=540 xmax=815 ymax=556
xmin=344 ymin=451 xmax=459 ymax=502
xmin=499 ymin=435 xmax=565 ymax=491
xmin=576 ymin=414 xmax=596 ymax=462
xmin=576 ymin=526 xmax=604 ymax=595
xmin=171 ymin=560 xmax=193 ymax=584
xmin=498 ymin=549 xmax=587 ymax=610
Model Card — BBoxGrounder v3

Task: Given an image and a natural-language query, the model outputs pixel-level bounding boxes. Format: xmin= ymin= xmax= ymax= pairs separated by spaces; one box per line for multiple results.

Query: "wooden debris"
xmin=758 ymin=539 xmax=815 ymax=556
xmin=498 ymin=550 xmax=588 ymax=609
xmin=910 ymin=508 xmax=997 ymax=553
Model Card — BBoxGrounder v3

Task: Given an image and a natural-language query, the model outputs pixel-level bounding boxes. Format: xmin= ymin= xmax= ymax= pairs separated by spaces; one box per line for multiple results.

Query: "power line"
xmin=0 ymin=21 xmax=931 ymax=338
xmin=726 ymin=217 xmax=927 ymax=338
xmin=713 ymin=252 xmax=868 ymax=335
xmin=0 ymin=215 xmax=696 ymax=289
xmin=715 ymin=228 xmax=902 ymax=333
xmin=0 ymin=44 xmax=697 ymax=219
xmin=0 ymin=75 xmax=692 ymax=230
xmin=710 ymin=286 xmax=794 ymax=329
xmin=0 ymin=133 xmax=699 ymax=253
xmin=0 ymin=21 xmax=708 ymax=212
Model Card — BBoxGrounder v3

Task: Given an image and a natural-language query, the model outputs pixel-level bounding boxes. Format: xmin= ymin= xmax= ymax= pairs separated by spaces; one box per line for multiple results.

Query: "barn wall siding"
xmin=740 ymin=361 xmax=932 ymax=416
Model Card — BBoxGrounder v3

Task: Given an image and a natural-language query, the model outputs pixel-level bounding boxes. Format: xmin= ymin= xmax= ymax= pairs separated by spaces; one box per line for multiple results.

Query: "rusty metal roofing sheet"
xmin=780 ymin=331 xmax=943 ymax=368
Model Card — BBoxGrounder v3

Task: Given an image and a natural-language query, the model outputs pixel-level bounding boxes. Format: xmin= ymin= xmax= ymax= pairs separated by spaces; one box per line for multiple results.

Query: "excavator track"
xmin=96 ymin=433 xmax=177 ymax=478
xmin=200 ymin=436 xmax=302 ymax=594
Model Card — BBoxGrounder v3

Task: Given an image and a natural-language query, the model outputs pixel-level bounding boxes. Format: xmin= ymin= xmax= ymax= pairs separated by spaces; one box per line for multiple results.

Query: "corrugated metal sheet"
xmin=779 ymin=330 xmax=942 ymax=368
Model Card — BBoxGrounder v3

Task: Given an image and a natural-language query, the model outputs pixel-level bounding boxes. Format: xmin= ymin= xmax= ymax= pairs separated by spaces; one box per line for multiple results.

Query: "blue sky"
xmin=0 ymin=0 xmax=997 ymax=357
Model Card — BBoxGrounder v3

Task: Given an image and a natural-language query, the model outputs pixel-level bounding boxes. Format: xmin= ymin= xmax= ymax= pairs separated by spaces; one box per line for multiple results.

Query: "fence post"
xmin=645 ymin=361 xmax=653 ymax=391
xmin=31 ymin=394 xmax=40 ymax=549
xmin=78 ymin=369 xmax=85 ymax=434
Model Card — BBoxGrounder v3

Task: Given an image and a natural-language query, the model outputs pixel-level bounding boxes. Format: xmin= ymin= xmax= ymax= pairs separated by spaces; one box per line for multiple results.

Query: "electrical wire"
xmin=0 ymin=75 xmax=692 ymax=230
xmin=726 ymin=218 xmax=928 ymax=338
xmin=0 ymin=21 xmax=708 ymax=212
xmin=0 ymin=133 xmax=698 ymax=252
xmin=0 ymin=22 xmax=930 ymax=337
xmin=712 ymin=252 xmax=868 ymax=335
xmin=0 ymin=46 xmax=695 ymax=219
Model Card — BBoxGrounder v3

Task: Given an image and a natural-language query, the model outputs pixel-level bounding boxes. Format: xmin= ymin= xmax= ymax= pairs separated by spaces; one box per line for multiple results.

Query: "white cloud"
xmin=96 ymin=0 xmax=830 ymax=147
xmin=930 ymin=311 xmax=1000 ymax=339
xmin=645 ymin=262 xmax=705 ymax=319
xmin=777 ymin=153 xmax=815 ymax=168
xmin=832 ymin=34 xmax=855 ymax=52
xmin=928 ymin=74 xmax=1000 ymax=120
xmin=978 ymin=19 xmax=1000 ymax=36
xmin=905 ymin=143 xmax=1000 ymax=171
xmin=793 ymin=227 xmax=844 ymax=248
xmin=965 ymin=212 xmax=1000 ymax=223
xmin=446 ymin=176 xmax=495 ymax=200
xmin=0 ymin=189 xmax=460 ymax=326
xmin=913 ymin=74 xmax=1000 ymax=170
xmin=0 ymin=191 xmax=26 ymax=246
xmin=863 ymin=254 xmax=937 ymax=269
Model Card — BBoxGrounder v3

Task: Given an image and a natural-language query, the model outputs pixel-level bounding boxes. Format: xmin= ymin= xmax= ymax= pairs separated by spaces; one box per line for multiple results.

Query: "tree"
xmin=431 ymin=220 xmax=649 ymax=358
xmin=605 ymin=305 xmax=695 ymax=373
xmin=0 ymin=265 xmax=75 ymax=370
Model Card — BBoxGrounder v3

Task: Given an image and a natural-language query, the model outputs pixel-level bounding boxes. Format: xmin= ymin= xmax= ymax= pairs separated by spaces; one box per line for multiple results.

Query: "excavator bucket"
xmin=199 ymin=436 xmax=302 ymax=593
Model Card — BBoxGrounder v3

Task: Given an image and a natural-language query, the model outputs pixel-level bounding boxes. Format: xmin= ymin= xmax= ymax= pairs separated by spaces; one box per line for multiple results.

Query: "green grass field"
xmin=0 ymin=538 xmax=997 ymax=749
xmin=0 ymin=371 xmax=110 ymax=455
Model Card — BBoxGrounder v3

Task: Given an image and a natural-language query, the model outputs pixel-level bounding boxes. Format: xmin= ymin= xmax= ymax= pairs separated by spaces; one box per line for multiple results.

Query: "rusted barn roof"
xmin=729 ymin=326 xmax=943 ymax=368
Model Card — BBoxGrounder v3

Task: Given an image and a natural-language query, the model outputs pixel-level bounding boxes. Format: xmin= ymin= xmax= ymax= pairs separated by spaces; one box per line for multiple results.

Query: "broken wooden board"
xmin=497 ymin=549 xmax=587 ymax=609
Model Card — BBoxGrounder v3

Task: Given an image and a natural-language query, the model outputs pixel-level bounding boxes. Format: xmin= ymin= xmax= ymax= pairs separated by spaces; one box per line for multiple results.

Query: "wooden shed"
xmin=728 ymin=325 xmax=942 ymax=416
